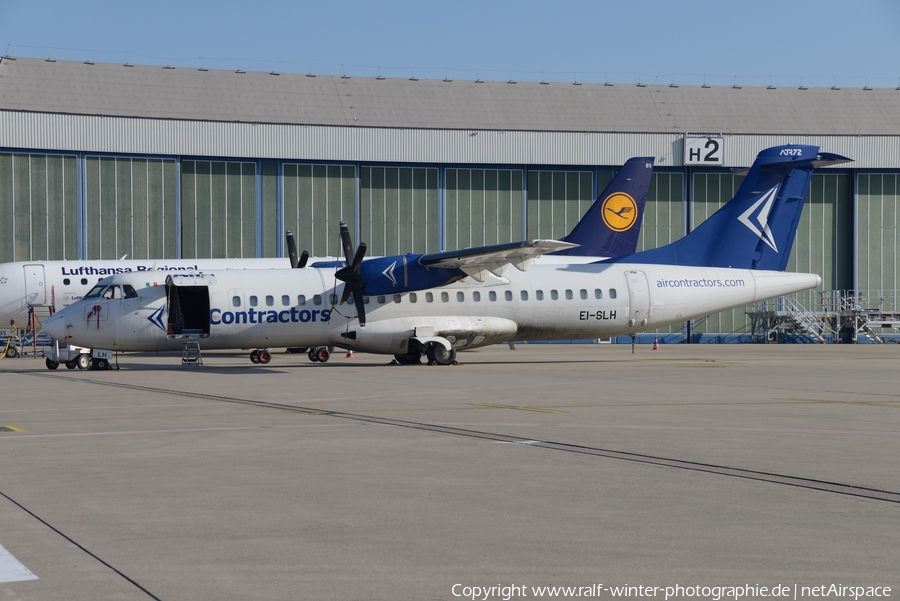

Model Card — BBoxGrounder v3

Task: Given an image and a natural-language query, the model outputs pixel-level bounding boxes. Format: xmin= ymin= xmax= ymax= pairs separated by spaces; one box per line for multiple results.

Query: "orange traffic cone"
xmin=652 ymin=336 xmax=660 ymax=350
xmin=346 ymin=349 xmax=355 ymax=358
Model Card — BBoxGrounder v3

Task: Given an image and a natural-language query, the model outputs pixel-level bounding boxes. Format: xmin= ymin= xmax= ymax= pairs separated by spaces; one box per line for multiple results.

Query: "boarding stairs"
xmin=783 ymin=296 xmax=831 ymax=343
xmin=182 ymin=339 xmax=203 ymax=367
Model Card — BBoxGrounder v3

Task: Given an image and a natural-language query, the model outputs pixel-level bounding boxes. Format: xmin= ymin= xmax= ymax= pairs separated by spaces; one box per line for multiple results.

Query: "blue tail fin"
xmin=611 ymin=145 xmax=851 ymax=270
xmin=554 ymin=156 xmax=654 ymax=257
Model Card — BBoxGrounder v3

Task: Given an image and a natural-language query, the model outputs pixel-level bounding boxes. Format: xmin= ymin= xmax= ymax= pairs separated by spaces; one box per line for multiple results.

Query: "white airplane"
xmin=0 ymin=157 xmax=653 ymax=343
xmin=42 ymin=146 xmax=847 ymax=369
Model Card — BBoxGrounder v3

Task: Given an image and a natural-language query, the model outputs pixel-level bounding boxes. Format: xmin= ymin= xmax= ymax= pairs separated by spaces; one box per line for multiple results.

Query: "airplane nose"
xmin=42 ymin=313 xmax=67 ymax=340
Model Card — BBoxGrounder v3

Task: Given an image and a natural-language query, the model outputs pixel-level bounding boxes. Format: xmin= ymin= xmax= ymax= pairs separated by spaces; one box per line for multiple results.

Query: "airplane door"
xmin=625 ymin=270 xmax=651 ymax=328
xmin=23 ymin=264 xmax=47 ymax=306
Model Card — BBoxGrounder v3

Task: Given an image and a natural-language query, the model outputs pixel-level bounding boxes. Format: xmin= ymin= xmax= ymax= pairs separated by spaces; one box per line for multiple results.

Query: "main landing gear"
xmin=249 ymin=349 xmax=272 ymax=364
xmin=307 ymin=346 xmax=332 ymax=363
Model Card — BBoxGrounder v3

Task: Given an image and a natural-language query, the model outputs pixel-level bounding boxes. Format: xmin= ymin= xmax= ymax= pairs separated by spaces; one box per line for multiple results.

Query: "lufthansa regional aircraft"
xmin=42 ymin=146 xmax=846 ymax=368
xmin=0 ymin=157 xmax=653 ymax=337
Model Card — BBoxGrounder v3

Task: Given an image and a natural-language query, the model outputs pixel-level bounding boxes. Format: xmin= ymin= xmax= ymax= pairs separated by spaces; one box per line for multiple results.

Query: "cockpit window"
xmin=123 ymin=285 xmax=139 ymax=299
xmin=102 ymin=285 xmax=123 ymax=300
xmin=85 ymin=285 xmax=107 ymax=298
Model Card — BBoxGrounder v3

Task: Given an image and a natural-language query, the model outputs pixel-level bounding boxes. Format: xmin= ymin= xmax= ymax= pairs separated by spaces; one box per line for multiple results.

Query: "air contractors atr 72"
xmin=43 ymin=146 xmax=847 ymax=366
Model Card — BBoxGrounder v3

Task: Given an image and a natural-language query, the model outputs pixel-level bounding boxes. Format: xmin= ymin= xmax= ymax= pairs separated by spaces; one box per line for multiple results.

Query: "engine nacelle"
xmin=328 ymin=315 xmax=518 ymax=355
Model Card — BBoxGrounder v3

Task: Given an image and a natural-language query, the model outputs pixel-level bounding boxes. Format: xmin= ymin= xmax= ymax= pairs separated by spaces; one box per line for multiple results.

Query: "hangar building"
xmin=1 ymin=56 xmax=899 ymax=338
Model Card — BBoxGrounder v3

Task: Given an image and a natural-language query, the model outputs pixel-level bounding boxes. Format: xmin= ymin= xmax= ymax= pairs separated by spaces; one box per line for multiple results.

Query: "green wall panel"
xmin=0 ymin=153 xmax=78 ymax=263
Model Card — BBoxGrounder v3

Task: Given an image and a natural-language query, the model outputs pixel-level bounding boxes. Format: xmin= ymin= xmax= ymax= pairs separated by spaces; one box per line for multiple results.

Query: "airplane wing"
xmin=418 ymin=239 xmax=578 ymax=282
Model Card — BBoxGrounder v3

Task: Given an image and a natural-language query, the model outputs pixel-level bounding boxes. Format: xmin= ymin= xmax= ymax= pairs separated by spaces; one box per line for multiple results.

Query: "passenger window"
xmin=457 ymin=291 xmax=465 ymax=302
xmin=393 ymin=294 xmax=402 ymax=303
xmin=249 ymin=296 xmax=258 ymax=307
xmin=441 ymin=292 xmax=449 ymax=302
xmin=609 ymin=288 xmax=617 ymax=299
xmin=363 ymin=296 xmax=370 ymax=304
xmin=123 ymin=285 xmax=138 ymax=299
xmin=425 ymin=292 xmax=433 ymax=303
xmin=377 ymin=295 xmax=386 ymax=304
xmin=489 ymin=291 xmax=497 ymax=301
xmin=330 ymin=294 xmax=338 ymax=304
xmin=232 ymin=296 xmax=241 ymax=308
xmin=266 ymin=295 xmax=274 ymax=307
xmin=580 ymin=289 xmax=588 ymax=300
xmin=297 ymin=295 xmax=306 ymax=305
xmin=409 ymin=293 xmax=417 ymax=303
xmin=595 ymin=289 xmax=603 ymax=299
xmin=473 ymin=291 xmax=481 ymax=302
xmin=282 ymin=295 xmax=290 ymax=306
xmin=81 ymin=278 xmax=88 ymax=285
xmin=505 ymin=290 xmax=513 ymax=301
xmin=313 ymin=295 xmax=322 ymax=305
xmin=565 ymin=289 xmax=573 ymax=300
xmin=63 ymin=278 xmax=71 ymax=286
xmin=551 ymin=290 xmax=558 ymax=300
xmin=521 ymin=291 xmax=529 ymax=301
xmin=536 ymin=290 xmax=544 ymax=301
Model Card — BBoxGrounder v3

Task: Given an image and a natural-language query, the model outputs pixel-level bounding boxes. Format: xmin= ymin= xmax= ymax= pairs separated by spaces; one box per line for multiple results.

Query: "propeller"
xmin=334 ymin=221 xmax=368 ymax=327
xmin=285 ymin=231 xmax=309 ymax=269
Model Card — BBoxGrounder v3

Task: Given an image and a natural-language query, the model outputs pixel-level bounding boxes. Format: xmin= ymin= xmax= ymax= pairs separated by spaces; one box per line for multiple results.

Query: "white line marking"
xmin=0 ymin=543 xmax=38 ymax=583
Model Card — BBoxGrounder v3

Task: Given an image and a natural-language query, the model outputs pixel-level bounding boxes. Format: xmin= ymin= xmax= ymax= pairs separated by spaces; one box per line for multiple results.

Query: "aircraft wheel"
xmin=308 ymin=349 xmax=319 ymax=362
xmin=316 ymin=348 xmax=330 ymax=363
xmin=426 ymin=343 xmax=456 ymax=366
xmin=92 ymin=358 xmax=109 ymax=370
xmin=77 ymin=354 xmax=91 ymax=370
xmin=45 ymin=358 xmax=60 ymax=370
xmin=4 ymin=347 xmax=18 ymax=359
xmin=65 ymin=361 xmax=77 ymax=369
xmin=250 ymin=349 xmax=260 ymax=364
xmin=258 ymin=350 xmax=272 ymax=364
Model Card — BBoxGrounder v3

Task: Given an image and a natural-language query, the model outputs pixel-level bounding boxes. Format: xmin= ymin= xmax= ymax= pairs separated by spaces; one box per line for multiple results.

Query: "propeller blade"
xmin=339 ymin=221 xmax=354 ymax=267
xmin=351 ymin=242 xmax=367 ymax=270
xmin=286 ymin=231 xmax=299 ymax=269
xmin=340 ymin=283 xmax=353 ymax=305
xmin=352 ymin=284 xmax=367 ymax=328
xmin=297 ymin=250 xmax=309 ymax=269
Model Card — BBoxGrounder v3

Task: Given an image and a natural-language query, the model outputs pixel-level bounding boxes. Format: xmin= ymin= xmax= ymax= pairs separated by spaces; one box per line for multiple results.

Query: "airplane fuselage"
xmin=44 ymin=263 xmax=820 ymax=356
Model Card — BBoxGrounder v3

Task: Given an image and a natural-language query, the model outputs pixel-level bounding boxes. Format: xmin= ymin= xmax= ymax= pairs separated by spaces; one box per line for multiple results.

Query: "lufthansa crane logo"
xmin=601 ymin=193 xmax=638 ymax=232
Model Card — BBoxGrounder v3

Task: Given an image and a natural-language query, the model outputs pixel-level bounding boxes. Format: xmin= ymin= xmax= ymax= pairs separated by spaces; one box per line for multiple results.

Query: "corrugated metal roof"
xmin=2 ymin=56 xmax=899 ymax=135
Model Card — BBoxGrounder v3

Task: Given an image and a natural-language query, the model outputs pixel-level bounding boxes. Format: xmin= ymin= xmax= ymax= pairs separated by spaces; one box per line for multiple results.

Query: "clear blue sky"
xmin=2 ymin=0 xmax=899 ymax=88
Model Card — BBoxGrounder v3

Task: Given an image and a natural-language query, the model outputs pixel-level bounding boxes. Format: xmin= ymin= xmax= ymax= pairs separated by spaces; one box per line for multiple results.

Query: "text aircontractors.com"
xmin=450 ymin=583 xmax=892 ymax=601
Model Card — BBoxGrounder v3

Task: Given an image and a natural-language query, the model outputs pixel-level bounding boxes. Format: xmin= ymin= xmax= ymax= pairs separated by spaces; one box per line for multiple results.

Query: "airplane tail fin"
xmin=612 ymin=145 xmax=851 ymax=270
xmin=554 ymin=156 xmax=654 ymax=257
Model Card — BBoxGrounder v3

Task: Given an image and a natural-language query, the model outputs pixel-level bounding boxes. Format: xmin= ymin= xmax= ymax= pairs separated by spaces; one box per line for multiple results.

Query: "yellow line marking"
xmin=470 ymin=403 xmax=566 ymax=414
xmin=0 ymin=425 xmax=25 ymax=432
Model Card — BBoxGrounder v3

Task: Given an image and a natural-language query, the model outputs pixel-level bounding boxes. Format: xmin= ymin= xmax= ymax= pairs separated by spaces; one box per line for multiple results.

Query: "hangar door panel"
xmin=181 ymin=160 xmax=256 ymax=259
xmin=526 ymin=169 xmax=597 ymax=241
xmin=447 ymin=168 xmax=522 ymax=250
xmin=284 ymin=164 xmax=355 ymax=259
xmin=85 ymin=156 xmax=177 ymax=260
xmin=362 ymin=166 xmax=438 ymax=256
xmin=0 ymin=153 xmax=78 ymax=264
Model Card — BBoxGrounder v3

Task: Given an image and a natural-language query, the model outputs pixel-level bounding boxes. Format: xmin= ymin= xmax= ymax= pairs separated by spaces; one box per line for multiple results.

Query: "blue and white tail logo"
xmin=148 ymin=305 xmax=166 ymax=332
xmin=737 ymin=186 xmax=779 ymax=252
